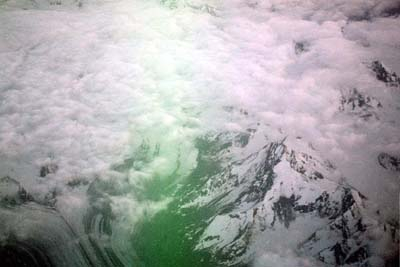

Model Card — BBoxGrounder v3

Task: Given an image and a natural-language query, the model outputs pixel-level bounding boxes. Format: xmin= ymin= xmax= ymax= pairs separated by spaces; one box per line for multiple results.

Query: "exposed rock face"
xmin=378 ymin=152 xmax=400 ymax=172
xmin=0 ymin=176 xmax=33 ymax=205
xmin=271 ymin=195 xmax=296 ymax=228
xmin=39 ymin=163 xmax=58 ymax=178
xmin=0 ymin=129 xmax=398 ymax=267
xmin=294 ymin=41 xmax=310 ymax=55
xmin=370 ymin=61 xmax=400 ymax=87
xmin=339 ymin=88 xmax=382 ymax=120
xmin=184 ymin=131 xmax=398 ymax=266
xmin=299 ymin=189 xmax=369 ymax=266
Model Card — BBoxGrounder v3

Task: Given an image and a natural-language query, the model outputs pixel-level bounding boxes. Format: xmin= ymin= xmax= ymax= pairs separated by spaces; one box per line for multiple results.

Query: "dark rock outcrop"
xmin=339 ymin=88 xmax=382 ymax=120
xmin=378 ymin=152 xmax=400 ymax=171
xmin=371 ymin=61 xmax=400 ymax=87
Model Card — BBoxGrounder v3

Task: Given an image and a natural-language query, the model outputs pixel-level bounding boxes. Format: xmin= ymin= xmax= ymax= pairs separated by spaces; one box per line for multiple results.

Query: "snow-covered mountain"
xmin=0 ymin=0 xmax=399 ymax=266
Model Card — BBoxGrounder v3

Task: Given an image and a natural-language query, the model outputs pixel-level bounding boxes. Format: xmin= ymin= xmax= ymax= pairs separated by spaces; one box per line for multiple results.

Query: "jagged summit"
xmin=0 ymin=0 xmax=398 ymax=266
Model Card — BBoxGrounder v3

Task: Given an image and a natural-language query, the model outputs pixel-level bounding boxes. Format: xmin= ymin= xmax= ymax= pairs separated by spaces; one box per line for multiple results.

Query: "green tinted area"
xmin=131 ymin=137 xmax=242 ymax=267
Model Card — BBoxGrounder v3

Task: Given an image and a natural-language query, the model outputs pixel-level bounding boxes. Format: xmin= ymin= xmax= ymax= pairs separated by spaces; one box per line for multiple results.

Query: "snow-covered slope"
xmin=0 ymin=0 xmax=399 ymax=266
xmin=182 ymin=129 xmax=398 ymax=266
